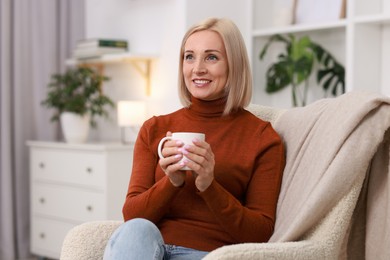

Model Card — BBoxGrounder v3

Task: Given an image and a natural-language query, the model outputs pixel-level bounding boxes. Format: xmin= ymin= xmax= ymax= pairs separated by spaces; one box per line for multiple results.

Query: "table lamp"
xmin=117 ymin=100 xmax=146 ymax=144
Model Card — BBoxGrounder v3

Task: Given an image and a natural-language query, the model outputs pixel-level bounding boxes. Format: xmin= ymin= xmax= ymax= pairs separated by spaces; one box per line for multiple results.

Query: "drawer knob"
xmin=39 ymin=197 xmax=45 ymax=204
xmin=86 ymin=167 xmax=93 ymax=174
xmin=39 ymin=232 xmax=45 ymax=239
xmin=86 ymin=205 xmax=93 ymax=212
xmin=39 ymin=162 xmax=45 ymax=169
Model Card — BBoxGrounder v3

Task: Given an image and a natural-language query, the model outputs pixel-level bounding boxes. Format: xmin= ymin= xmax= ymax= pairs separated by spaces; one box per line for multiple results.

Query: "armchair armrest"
xmin=60 ymin=220 xmax=122 ymax=260
xmin=203 ymin=240 xmax=329 ymax=260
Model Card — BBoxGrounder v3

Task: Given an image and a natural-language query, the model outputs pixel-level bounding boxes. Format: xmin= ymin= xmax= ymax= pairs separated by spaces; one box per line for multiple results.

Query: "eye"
xmin=184 ymin=54 xmax=194 ymax=60
xmin=206 ymin=54 xmax=218 ymax=61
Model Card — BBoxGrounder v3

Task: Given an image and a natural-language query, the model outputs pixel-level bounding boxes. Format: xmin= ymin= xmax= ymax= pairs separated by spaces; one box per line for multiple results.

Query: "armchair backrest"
xmin=246 ymin=102 xmax=365 ymax=258
xmin=246 ymin=91 xmax=390 ymax=259
xmin=246 ymin=104 xmax=286 ymax=127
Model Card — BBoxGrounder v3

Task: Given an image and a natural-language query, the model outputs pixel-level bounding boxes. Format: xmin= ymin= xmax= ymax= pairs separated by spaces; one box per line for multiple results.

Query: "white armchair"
xmin=60 ymin=91 xmax=390 ymax=260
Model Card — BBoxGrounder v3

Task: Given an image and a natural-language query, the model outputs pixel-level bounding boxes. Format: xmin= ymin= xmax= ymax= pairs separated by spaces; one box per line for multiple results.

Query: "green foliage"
xmin=41 ymin=67 xmax=114 ymax=127
xmin=259 ymin=34 xmax=345 ymax=106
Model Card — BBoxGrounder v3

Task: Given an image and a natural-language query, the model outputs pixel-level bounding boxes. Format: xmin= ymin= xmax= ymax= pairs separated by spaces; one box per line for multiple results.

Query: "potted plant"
xmin=259 ymin=34 xmax=345 ymax=107
xmin=41 ymin=66 xmax=114 ymax=143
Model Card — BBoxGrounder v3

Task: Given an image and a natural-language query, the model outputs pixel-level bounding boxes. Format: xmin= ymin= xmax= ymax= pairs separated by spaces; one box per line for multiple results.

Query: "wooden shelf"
xmin=66 ymin=53 xmax=157 ymax=96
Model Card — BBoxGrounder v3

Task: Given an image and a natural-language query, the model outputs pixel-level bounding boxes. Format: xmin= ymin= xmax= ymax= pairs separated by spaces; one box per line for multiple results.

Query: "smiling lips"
xmin=193 ymin=79 xmax=211 ymax=87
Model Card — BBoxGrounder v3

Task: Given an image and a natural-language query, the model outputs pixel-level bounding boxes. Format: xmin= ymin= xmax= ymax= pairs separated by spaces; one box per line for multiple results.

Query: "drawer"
xmin=31 ymin=217 xmax=75 ymax=259
xmin=31 ymin=148 xmax=105 ymax=188
xmin=32 ymin=183 xmax=106 ymax=222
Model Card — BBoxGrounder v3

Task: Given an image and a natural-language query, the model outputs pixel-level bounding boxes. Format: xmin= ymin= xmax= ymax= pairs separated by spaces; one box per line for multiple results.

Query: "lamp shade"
xmin=117 ymin=101 xmax=146 ymax=127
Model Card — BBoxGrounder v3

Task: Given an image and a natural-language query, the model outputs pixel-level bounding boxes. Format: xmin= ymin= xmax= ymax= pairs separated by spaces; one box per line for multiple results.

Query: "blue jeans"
xmin=103 ymin=218 xmax=209 ymax=260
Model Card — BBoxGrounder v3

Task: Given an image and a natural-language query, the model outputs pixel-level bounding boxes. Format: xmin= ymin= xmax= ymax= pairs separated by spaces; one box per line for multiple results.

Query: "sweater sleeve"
xmin=198 ymin=124 xmax=285 ymax=243
xmin=122 ymin=119 xmax=184 ymax=223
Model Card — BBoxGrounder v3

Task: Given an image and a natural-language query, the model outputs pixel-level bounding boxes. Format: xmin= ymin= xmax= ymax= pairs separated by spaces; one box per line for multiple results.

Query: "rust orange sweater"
xmin=122 ymin=97 xmax=285 ymax=252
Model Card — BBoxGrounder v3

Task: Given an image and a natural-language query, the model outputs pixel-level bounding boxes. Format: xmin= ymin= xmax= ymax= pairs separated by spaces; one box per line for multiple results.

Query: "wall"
xmin=84 ymin=0 xmax=251 ymax=141
xmin=85 ymin=0 xmax=183 ymax=141
xmin=185 ymin=0 xmax=252 ymax=50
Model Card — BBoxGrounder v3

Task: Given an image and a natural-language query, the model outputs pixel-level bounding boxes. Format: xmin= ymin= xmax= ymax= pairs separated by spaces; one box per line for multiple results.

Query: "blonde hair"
xmin=178 ymin=17 xmax=252 ymax=115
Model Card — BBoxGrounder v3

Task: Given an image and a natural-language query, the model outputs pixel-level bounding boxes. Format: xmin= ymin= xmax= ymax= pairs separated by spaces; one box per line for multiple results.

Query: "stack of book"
xmin=73 ymin=38 xmax=128 ymax=59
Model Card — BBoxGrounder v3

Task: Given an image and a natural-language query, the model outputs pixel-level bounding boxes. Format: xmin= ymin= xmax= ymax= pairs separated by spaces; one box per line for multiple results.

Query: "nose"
xmin=193 ymin=60 xmax=207 ymax=74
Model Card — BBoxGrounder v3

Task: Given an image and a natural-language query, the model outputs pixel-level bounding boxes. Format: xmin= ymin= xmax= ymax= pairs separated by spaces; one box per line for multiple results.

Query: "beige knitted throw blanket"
xmin=269 ymin=91 xmax=390 ymax=259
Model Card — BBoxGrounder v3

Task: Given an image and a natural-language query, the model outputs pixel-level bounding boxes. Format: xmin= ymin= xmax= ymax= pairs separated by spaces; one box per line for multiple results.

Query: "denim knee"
xmin=104 ymin=218 xmax=165 ymax=260
xmin=121 ymin=218 xmax=163 ymax=242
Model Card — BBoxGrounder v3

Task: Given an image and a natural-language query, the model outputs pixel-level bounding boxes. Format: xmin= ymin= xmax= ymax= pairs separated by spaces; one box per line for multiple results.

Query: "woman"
xmin=104 ymin=17 xmax=285 ymax=260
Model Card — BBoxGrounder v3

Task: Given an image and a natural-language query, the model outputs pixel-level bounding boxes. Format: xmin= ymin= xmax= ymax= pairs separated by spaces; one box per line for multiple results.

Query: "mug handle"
xmin=157 ymin=136 xmax=173 ymax=159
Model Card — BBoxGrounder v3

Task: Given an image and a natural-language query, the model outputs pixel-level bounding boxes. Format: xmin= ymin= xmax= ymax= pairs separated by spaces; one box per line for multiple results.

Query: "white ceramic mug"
xmin=157 ymin=132 xmax=205 ymax=170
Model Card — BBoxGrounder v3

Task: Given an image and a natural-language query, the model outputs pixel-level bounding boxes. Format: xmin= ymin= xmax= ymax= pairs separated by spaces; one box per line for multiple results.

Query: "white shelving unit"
xmin=251 ymin=0 xmax=390 ymax=108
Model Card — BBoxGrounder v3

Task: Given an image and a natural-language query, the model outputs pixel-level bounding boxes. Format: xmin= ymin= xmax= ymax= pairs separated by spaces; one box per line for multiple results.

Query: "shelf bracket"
xmin=129 ymin=59 xmax=151 ymax=96
xmin=67 ymin=54 xmax=155 ymax=96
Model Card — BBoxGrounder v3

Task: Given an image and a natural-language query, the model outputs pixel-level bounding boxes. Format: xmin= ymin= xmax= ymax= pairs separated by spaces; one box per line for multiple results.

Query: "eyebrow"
xmin=184 ymin=49 xmax=222 ymax=53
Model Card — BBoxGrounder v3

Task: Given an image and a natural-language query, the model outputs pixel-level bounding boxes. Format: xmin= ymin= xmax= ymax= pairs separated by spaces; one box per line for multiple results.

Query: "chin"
xmin=191 ymin=91 xmax=209 ymax=99
xmin=190 ymin=88 xmax=222 ymax=100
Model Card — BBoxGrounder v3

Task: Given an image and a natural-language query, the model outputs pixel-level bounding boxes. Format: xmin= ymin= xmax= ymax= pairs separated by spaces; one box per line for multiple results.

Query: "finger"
xmin=161 ymin=140 xmax=184 ymax=157
xmin=182 ymin=158 xmax=201 ymax=172
xmin=159 ymin=153 xmax=183 ymax=169
xmin=192 ymin=138 xmax=209 ymax=149
xmin=164 ymin=139 xmax=184 ymax=148
xmin=166 ymin=162 xmax=187 ymax=174
xmin=181 ymin=146 xmax=215 ymax=174
xmin=181 ymin=143 xmax=210 ymax=160
xmin=182 ymin=151 xmax=206 ymax=166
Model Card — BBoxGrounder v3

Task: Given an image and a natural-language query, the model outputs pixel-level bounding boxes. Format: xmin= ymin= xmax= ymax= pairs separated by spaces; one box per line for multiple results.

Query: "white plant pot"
xmin=60 ymin=112 xmax=90 ymax=143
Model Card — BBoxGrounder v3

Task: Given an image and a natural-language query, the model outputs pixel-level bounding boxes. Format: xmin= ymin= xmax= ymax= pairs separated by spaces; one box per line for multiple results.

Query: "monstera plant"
xmin=259 ymin=34 xmax=345 ymax=107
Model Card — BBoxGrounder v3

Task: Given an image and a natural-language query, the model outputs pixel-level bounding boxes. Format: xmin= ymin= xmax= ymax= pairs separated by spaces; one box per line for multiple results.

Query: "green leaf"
xmin=259 ymin=34 xmax=289 ymax=60
xmin=265 ymin=62 xmax=291 ymax=93
xmin=259 ymin=33 xmax=345 ymax=106
xmin=41 ymin=67 xmax=113 ymax=127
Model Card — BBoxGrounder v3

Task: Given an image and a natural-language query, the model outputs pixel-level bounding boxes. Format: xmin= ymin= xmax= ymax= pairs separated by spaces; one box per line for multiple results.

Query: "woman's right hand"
xmin=159 ymin=131 xmax=186 ymax=187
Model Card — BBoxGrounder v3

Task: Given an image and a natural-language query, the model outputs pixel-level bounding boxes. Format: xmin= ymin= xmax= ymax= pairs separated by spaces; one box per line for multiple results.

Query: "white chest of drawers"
xmin=27 ymin=141 xmax=133 ymax=259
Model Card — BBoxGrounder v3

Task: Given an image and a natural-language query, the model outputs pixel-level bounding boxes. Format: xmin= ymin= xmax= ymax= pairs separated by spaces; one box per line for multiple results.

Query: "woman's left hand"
xmin=180 ymin=138 xmax=215 ymax=192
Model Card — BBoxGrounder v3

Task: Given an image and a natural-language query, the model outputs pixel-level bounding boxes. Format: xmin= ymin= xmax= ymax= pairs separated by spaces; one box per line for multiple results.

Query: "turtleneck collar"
xmin=187 ymin=96 xmax=227 ymax=118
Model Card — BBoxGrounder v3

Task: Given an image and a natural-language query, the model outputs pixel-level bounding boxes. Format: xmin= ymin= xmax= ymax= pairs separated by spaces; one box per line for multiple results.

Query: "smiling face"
xmin=183 ymin=30 xmax=229 ymax=101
